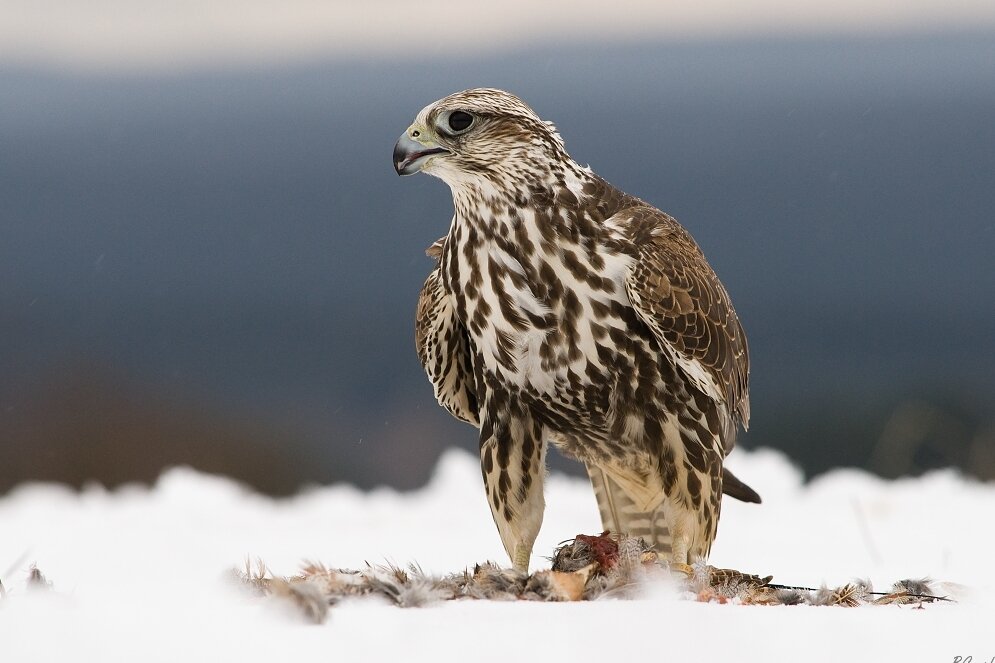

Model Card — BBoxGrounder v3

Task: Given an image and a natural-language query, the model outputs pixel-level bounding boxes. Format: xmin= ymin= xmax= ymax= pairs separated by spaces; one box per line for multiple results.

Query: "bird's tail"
xmin=722 ymin=467 xmax=762 ymax=504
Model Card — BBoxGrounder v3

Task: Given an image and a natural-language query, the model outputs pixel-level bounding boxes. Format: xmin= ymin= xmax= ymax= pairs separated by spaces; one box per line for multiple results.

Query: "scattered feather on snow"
xmin=225 ymin=531 xmax=953 ymax=622
xmin=1 ymin=448 xmax=994 ymax=662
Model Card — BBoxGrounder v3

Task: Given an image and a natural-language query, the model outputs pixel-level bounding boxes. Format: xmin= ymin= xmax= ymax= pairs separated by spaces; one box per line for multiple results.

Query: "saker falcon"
xmin=394 ymin=88 xmax=760 ymax=573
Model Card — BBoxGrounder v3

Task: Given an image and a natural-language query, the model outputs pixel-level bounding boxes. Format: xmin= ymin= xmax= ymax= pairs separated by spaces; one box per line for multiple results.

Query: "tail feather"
xmin=722 ymin=468 xmax=761 ymax=504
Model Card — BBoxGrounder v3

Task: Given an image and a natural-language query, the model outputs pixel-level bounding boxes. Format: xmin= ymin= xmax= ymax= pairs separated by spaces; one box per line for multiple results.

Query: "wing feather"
xmin=619 ymin=206 xmax=750 ymax=431
xmin=415 ymin=252 xmax=480 ymax=426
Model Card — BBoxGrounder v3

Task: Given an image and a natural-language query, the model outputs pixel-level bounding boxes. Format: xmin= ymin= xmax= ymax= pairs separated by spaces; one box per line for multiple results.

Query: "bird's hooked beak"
xmin=393 ymin=128 xmax=449 ymax=176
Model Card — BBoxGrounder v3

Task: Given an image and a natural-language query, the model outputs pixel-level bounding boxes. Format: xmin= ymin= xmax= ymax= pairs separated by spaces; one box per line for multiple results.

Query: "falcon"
xmin=394 ymin=88 xmax=759 ymax=573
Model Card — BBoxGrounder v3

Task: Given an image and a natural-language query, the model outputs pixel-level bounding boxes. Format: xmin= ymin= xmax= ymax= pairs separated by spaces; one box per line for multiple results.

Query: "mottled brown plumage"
xmin=395 ymin=88 xmax=758 ymax=571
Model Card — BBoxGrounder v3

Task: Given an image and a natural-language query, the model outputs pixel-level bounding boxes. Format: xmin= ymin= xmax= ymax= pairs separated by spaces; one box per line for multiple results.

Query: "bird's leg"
xmin=659 ymin=436 xmax=723 ymax=578
xmin=666 ymin=510 xmax=697 ymax=578
xmin=478 ymin=399 xmax=546 ymax=574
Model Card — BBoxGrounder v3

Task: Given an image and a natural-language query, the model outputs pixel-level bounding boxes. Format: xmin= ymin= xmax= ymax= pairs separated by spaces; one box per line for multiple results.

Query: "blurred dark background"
xmin=2 ymin=33 xmax=994 ymax=494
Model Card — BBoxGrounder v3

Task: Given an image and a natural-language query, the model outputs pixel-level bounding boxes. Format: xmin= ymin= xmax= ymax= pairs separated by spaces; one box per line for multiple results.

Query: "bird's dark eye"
xmin=447 ymin=111 xmax=474 ymax=133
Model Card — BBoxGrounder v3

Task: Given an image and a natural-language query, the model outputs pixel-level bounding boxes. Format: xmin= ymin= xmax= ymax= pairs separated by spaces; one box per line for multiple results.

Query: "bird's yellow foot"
xmin=669 ymin=562 xmax=694 ymax=578
xmin=512 ymin=544 xmax=532 ymax=574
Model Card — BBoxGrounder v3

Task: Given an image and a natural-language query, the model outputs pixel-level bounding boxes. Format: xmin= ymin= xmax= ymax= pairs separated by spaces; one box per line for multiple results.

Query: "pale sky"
xmin=3 ymin=0 xmax=994 ymax=71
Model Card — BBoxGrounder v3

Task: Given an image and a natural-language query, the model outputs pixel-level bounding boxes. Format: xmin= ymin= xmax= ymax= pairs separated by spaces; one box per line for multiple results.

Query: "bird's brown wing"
xmin=620 ymin=205 xmax=750 ymax=438
xmin=415 ymin=261 xmax=480 ymax=426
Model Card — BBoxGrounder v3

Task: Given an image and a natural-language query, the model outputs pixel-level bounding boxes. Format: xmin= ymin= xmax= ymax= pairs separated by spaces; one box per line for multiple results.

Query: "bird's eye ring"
xmin=447 ymin=111 xmax=474 ymax=133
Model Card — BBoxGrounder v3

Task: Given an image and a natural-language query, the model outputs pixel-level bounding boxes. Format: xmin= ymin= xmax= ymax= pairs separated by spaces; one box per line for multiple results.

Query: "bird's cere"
xmin=393 ymin=131 xmax=449 ymax=176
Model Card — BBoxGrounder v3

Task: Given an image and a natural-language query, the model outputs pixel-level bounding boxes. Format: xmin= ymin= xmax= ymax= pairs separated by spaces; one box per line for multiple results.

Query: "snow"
xmin=2 ymin=447 xmax=993 ymax=662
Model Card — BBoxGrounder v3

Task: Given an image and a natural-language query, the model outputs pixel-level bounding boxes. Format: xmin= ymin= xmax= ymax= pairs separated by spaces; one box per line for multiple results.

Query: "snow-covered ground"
xmin=2 ymin=447 xmax=993 ymax=662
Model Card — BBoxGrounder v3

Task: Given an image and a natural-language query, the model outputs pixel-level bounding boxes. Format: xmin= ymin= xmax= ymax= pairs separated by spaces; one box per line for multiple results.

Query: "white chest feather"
xmin=452 ymin=207 xmax=635 ymax=396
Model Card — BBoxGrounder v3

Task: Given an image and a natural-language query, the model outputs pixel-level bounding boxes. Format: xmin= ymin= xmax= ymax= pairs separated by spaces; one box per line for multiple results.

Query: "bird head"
xmin=393 ymin=88 xmax=568 ymax=190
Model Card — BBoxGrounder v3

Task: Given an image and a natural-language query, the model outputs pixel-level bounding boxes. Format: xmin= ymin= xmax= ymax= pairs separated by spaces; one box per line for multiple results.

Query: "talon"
xmin=670 ymin=562 xmax=694 ymax=578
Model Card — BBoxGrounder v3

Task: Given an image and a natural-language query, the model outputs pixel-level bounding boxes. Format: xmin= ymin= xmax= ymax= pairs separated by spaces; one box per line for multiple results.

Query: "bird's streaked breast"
xmin=443 ymin=190 xmax=636 ymax=402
